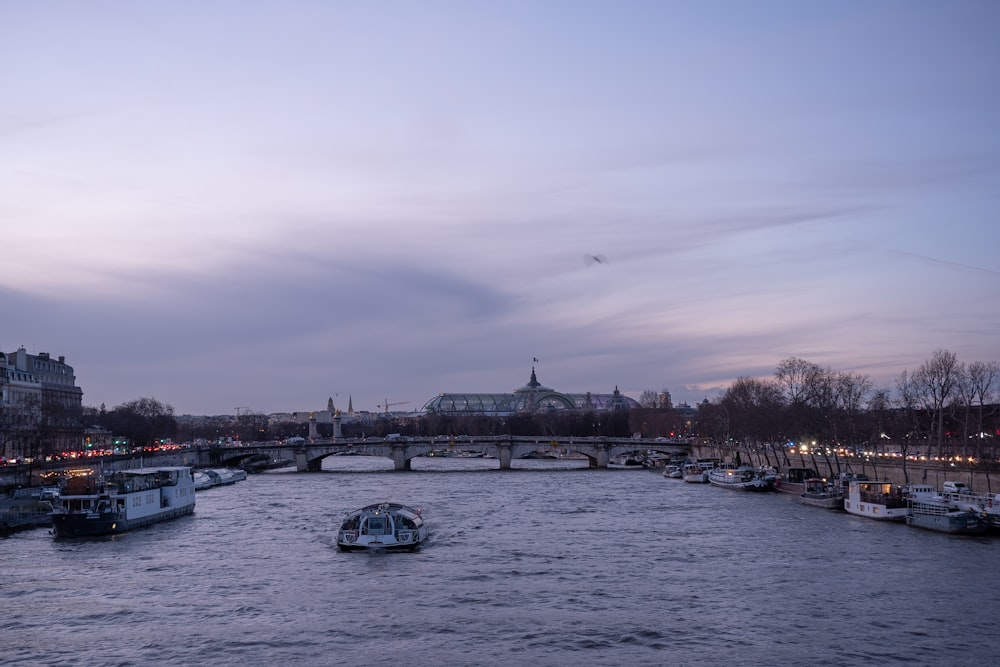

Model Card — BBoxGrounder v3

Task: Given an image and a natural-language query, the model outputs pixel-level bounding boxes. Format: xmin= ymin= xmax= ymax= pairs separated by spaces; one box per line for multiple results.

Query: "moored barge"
xmin=51 ymin=466 xmax=196 ymax=538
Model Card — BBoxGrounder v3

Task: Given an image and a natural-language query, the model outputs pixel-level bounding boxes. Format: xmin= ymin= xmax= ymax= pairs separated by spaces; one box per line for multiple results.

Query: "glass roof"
xmin=421 ymin=369 xmax=638 ymax=415
xmin=422 ymin=392 xmax=638 ymax=415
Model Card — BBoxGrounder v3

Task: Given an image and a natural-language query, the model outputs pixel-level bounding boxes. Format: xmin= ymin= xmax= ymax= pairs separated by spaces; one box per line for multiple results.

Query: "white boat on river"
xmin=843 ymin=480 xmax=910 ymax=521
xmin=193 ymin=468 xmax=248 ymax=491
xmin=662 ymin=464 xmax=683 ymax=479
xmin=844 ymin=479 xmax=940 ymax=521
xmin=708 ymin=465 xmax=772 ymax=491
xmin=681 ymin=460 xmax=717 ymax=483
xmin=52 ymin=466 xmax=196 ymax=538
xmin=337 ymin=502 xmax=428 ymax=552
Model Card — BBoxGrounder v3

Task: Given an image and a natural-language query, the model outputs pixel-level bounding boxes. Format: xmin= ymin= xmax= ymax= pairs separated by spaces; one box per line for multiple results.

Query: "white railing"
xmin=942 ymin=492 xmax=998 ymax=513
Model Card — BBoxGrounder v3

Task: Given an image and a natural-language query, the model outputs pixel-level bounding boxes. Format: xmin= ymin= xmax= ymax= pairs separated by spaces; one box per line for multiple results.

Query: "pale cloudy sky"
xmin=3 ymin=1 xmax=998 ymax=415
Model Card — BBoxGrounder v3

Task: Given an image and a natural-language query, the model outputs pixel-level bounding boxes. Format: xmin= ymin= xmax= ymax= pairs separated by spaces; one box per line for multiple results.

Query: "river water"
xmin=2 ymin=457 xmax=998 ymax=667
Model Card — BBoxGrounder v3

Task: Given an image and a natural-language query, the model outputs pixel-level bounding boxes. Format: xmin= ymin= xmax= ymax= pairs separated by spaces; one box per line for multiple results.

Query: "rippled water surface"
xmin=3 ymin=458 xmax=998 ymax=666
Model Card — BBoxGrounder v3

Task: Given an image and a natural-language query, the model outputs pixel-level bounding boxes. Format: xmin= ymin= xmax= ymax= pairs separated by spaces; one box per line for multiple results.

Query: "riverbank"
xmin=693 ymin=444 xmax=999 ymax=493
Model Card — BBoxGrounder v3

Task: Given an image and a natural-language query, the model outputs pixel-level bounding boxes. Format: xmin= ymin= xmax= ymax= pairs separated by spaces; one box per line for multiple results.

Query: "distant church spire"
xmin=348 ymin=395 xmax=354 ymax=414
xmin=327 ymin=396 xmax=335 ymax=413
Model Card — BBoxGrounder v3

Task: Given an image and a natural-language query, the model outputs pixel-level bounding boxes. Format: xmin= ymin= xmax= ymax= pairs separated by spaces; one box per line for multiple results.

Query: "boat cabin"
xmin=782 ymin=468 xmax=820 ymax=484
xmin=363 ymin=514 xmax=391 ymax=536
xmin=803 ymin=478 xmax=832 ymax=494
xmin=852 ymin=481 xmax=907 ymax=509
xmin=342 ymin=507 xmax=422 ymax=537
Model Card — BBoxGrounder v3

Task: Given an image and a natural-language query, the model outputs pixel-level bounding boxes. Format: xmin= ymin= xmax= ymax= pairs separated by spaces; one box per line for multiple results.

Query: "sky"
xmin=3 ymin=1 xmax=999 ymax=416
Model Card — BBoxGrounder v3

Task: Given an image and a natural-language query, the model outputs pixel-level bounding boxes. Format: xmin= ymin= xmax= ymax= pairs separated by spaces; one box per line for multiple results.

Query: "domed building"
xmin=421 ymin=367 xmax=638 ymax=416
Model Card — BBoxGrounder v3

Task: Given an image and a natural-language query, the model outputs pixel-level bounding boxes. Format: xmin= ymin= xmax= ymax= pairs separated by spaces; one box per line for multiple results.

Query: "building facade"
xmin=421 ymin=368 xmax=639 ymax=416
xmin=0 ymin=347 xmax=84 ymax=459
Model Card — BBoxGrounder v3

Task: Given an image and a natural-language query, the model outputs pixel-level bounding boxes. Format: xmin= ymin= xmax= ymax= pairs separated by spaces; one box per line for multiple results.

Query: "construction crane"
xmin=377 ymin=399 xmax=410 ymax=414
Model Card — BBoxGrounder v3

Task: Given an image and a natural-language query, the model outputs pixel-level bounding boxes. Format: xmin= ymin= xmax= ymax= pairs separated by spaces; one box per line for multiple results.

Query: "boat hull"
xmin=774 ymin=468 xmax=820 ymax=495
xmin=52 ymin=504 xmax=195 ymax=538
xmin=799 ymin=494 xmax=843 ymax=509
xmin=906 ymin=511 xmax=987 ymax=535
xmin=708 ymin=467 xmax=773 ymax=491
xmin=711 ymin=481 xmax=771 ymax=491
xmin=843 ymin=499 xmax=908 ymax=521
xmin=708 ymin=471 xmax=772 ymax=491
xmin=337 ymin=536 xmax=426 ymax=552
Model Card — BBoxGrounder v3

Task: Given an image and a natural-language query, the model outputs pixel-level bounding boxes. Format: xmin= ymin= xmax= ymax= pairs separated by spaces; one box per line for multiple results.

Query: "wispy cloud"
xmin=3 ymin=1 xmax=998 ymax=414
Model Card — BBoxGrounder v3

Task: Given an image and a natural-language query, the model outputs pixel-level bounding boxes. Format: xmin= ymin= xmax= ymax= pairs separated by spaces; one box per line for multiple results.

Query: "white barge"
xmin=843 ymin=480 xmax=909 ymax=521
xmin=51 ymin=466 xmax=196 ymax=538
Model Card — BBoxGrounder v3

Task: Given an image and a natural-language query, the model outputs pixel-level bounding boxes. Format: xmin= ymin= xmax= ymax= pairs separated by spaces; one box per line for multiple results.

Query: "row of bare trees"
xmin=897 ymin=350 xmax=1000 ymax=458
xmin=696 ymin=350 xmax=999 ymax=462
xmin=6 ymin=351 xmax=994 ymax=464
xmin=83 ymin=398 xmax=179 ymax=451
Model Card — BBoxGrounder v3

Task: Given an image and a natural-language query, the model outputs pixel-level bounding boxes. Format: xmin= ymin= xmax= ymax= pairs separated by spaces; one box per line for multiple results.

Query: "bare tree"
xmin=775 ymin=357 xmax=823 ymax=406
xmin=807 ymin=366 xmax=837 ymax=443
xmin=954 ymin=364 xmax=976 ymax=459
xmin=967 ymin=360 xmax=1000 ymax=459
xmin=861 ymin=387 xmax=895 ymax=478
xmin=866 ymin=387 xmax=892 ymax=440
xmin=835 ymin=371 xmax=873 ymax=447
xmin=775 ymin=357 xmax=824 ymax=439
xmin=909 ymin=349 xmax=963 ymax=459
xmin=637 ymin=389 xmax=660 ymax=409
xmin=891 ymin=375 xmax=925 ymax=484
xmin=695 ymin=400 xmax=730 ymax=445
xmin=102 ymin=397 xmax=178 ymax=449
xmin=721 ymin=376 xmax=785 ymax=462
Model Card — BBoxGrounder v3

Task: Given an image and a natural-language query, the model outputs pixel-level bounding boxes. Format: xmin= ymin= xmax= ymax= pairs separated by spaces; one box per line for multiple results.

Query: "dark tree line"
xmin=23 ymin=349 xmax=991 ymax=468
xmin=695 ymin=351 xmax=1000 ymax=465
xmin=84 ymin=397 xmax=178 ymax=450
xmin=355 ymin=408 xmax=636 ymax=440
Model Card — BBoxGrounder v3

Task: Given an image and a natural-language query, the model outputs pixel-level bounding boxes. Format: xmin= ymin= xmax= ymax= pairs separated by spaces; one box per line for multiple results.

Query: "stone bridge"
xmin=210 ymin=436 xmax=692 ymax=471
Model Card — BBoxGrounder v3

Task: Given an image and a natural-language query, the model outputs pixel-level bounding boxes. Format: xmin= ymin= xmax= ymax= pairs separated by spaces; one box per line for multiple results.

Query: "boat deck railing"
xmin=1 ymin=509 xmax=53 ymax=532
xmin=942 ymin=491 xmax=997 ymax=511
xmin=909 ymin=501 xmax=961 ymax=516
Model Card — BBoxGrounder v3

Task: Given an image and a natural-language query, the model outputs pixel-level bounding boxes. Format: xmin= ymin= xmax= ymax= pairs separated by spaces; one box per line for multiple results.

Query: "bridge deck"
xmin=219 ymin=436 xmax=692 ymax=472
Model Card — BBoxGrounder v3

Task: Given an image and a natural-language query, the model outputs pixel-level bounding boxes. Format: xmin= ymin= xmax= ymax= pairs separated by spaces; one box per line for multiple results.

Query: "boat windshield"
xmin=364 ymin=516 xmax=390 ymax=535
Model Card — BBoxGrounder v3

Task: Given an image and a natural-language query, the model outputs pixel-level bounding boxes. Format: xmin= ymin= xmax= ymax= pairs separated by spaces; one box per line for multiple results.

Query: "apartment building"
xmin=0 ymin=347 xmax=84 ymax=458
